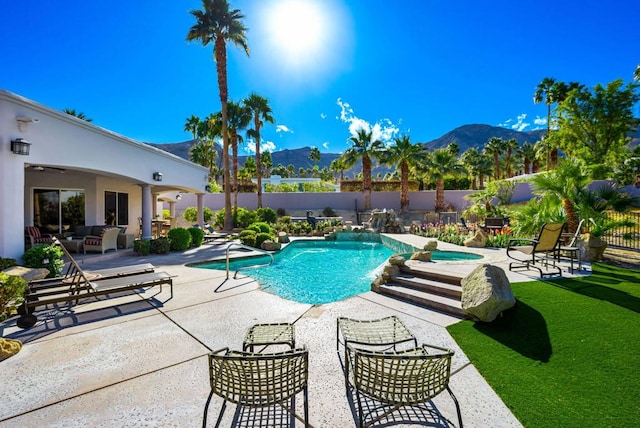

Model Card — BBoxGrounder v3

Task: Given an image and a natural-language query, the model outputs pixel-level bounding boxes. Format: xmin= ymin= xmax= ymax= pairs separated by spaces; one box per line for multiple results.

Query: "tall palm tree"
xmin=422 ymin=148 xmax=465 ymax=212
xmin=63 ymin=108 xmax=93 ymax=122
xmin=225 ymin=101 xmax=251 ymax=220
xmin=635 ymin=64 xmax=640 ymax=81
xmin=184 ymin=114 xmax=201 ymax=142
xmin=380 ymin=135 xmax=425 ymax=212
xmin=460 ymin=147 xmax=482 ymax=190
xmin=243 ymin=93 xmax=274 ymax=208
xmin=484 ymin=137 xmax=504 ymax=180
xmin=309 ymin=147 xmax=321 ymax=166
xmin=189 ymin=114 xmax=220 ymax=181
xmin=504 ymin=138 xmax=519 ymax=178
xmin=329 ymin=157 xmax=347 ymax=183
xmin=187 ymin=0 xmax=249 ymax=231
xmin=534 ymin=77 xmax=556 ymax=170
xmin=340 ymin=129 xmax=384 ymax=209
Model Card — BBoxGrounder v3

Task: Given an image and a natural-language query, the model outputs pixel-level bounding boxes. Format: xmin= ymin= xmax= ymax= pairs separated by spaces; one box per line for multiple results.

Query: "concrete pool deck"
xmin=0 ymin=234 xmax=590 ymax=427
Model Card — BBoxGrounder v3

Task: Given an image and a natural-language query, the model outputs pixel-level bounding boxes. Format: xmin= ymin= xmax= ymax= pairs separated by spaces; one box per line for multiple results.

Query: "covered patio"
xmin=0 ymin=89 xmax=209 ymax=260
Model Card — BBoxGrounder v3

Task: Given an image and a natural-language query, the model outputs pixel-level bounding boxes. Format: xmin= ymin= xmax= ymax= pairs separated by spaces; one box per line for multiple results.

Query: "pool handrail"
xmin=225 ymin=242 xmax=275 ymax=279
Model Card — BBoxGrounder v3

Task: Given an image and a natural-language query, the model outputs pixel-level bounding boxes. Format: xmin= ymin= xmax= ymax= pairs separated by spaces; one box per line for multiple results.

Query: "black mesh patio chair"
xmin=348 ymin=344 xmax=463 ymax=428
xmin=203 ymin=347 xmax=309 ymax=428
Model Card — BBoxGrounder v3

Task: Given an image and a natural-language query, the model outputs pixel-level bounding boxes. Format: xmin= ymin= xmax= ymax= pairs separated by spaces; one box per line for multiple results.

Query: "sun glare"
xmin=265 ymin=0 xmax=329 ymax=68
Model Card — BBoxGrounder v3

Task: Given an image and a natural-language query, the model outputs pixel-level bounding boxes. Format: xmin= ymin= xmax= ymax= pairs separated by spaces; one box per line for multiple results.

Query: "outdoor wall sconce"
xmin=153 ymin=172 xmax=163 ymax=182
xmin=176 ymin=193 xmax=182 ymax=201
xmin=16 ymin=116 xmax=38 ymax=132
xmin=11 ymin=138 xmax=31 ymax=155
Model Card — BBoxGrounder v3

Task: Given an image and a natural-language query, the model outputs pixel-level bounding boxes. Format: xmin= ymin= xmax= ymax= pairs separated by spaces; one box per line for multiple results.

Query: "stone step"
xmin=376 ymin=283 xmax=467 ymax=317
xmin=399 ymin=265 xmax=463 ymax=285
xmin=393 ymin=274 xmax=462 ymax=299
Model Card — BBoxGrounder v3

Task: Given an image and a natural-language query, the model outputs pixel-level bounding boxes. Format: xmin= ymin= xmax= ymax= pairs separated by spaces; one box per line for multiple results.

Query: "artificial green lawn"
xmin=447 ymin=263 xmax=640 ymax=427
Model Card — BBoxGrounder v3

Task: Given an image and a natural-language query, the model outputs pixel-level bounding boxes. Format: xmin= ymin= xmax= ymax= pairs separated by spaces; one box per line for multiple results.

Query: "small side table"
xmin=243 ymin=323 xmax=295 ymax=352
xmin=560 ymin=246 xmax=581 ymax=274
xmin=61 ymin=238 xmax=83 ymax=254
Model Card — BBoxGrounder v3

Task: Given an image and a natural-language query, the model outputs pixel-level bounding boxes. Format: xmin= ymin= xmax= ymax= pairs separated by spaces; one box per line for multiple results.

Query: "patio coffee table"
xmin=243 ymin=323 xmax=295 ymax=352
xmin=61 ymin=238 xmax=83 ymax=254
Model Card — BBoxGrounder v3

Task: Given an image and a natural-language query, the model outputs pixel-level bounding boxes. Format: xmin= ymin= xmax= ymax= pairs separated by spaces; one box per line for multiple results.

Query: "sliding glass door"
xmin=33 ymin=189 xmax=85 ymax=235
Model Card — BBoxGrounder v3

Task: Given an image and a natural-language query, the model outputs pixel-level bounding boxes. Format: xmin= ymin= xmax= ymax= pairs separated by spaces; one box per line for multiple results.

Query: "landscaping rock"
xmin=461 ymin=264 xmax=515 ymax=322
xmin=277 ymin=232 xmax=290 ymax=244
xmin=0 ymin=338 xmax=22 ymax=361
xmin=424 ymin=240 xmax=438 ymax=251
xmin=577 ymin=234 xmax=607 ymax=262
xmin=388 ymin=255 xmax=406 ymax=266
xmin=2 ymin=266 xmax=49 ymax=281
xmin=464 ymin=229 xmax=488 ymax=248
xmin=410 ymin=251 xmax=432 ymax=262
xmin=260 ymin=241 xmax=281 ymax=251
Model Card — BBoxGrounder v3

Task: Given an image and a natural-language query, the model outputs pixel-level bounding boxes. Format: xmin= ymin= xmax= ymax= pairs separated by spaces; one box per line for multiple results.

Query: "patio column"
xmin=140 ymin=184 xmax=153 ymax=240
xmin=168 ymin=201 xmax=176 ymax=218
xmin=196 ymin=193 xmax=204 ymax=227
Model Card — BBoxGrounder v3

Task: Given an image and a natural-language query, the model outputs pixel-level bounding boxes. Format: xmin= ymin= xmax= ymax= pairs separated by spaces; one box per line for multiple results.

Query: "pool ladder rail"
xmin=225 ymin=242 xmax=275 ymax=279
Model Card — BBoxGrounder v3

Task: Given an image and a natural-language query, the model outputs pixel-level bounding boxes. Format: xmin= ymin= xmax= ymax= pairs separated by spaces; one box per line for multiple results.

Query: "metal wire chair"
xmin=348 ymin=344 xmax=463 ymax=428
xmin=203 ymin=347 xmax=309 ymax=428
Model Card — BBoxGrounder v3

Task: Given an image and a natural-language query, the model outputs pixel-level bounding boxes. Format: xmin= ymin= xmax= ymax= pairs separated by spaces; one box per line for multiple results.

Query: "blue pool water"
xmin=196 ymin=240 xmax=481 ymax=304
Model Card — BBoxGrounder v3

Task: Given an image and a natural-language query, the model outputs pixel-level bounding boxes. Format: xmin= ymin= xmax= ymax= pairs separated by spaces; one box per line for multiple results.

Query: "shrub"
xmin=183 ymin=206 xmax=213 ymax=223
xmin=167 ymin=228 xmax=192 ymax=251
xmin=322 ymin=206 xmax=336 ymax=217
xmin=188 ymin=227 xmax=205 ymax=247
xmin=0 ymin=258 xmax=17 ymax=270
xmin=215 ymin=207 xmax=257 ymax=229
xmin=133 ymin=239 xmax=150 ymax=256
xmin=239 ymin=230 xmax=257 ymax=247
xmin=150 ymin=237 xmax=171 ymax=254
xmin=255 ymin=232 xmax=275 ymax=248
xmin=247 ymin=222 xmax=272 ymax=234
xmin=0 ymin=272 xmax=26 ymax=321
xmin=162 ymin=209 xmax=171 ymax=219
xmin=256 ymin=207 xmax=277 ymax=224
xmin=22 ymin=244 xmax=64 ymax=278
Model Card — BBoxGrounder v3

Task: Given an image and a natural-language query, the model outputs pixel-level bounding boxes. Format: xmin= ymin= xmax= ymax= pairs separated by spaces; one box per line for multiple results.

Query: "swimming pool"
xmin=196 ymin=240 xmax=482 ymax=305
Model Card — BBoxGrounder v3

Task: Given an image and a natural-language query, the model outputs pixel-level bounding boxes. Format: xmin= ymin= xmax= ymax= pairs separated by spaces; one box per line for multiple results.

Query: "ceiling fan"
xmin=28 ymin=165 xmax=66 ymax=173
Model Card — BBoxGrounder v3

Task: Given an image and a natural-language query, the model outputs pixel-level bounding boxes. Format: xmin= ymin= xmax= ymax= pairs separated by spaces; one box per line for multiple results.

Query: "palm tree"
xmin=309 ymin=147 xmax=321 ymax=166
xmin=226 ymin=100 xmax=251 ymax=220
xmin=518 ymin=142 xmax=536 ymax=175
xmin=329 ymin=157 xmax=347 ymax=183
xmin=635 ymin=64 xmax=640 ymax=81
xmin=484 ymin=137 xmax=504 ymax=180
xmin=187 ymin=0 xmax=249 ymax=231
xmin=422 ymin=148 xmax=465 ymax=212
xmin=189 ymin=114 xmax=220 ymax=181
xmin=340 ymin=129 xmax=384 ymax=209
xmin=63 ymin=108 xmax=92 ymax=122
xmin=533 ymin=77 xmax=556 ymax=170
xmin=184 ymin=115 xmax=201 ymax=142
xmin=531 ymin=157 xmax=589 ymax=233
xmin=460 ymin=147 xmax=482 ymax=189
xmin=243 ymin=93 xmax=274 ymax=208
xmin=504 ymin=138 xmax=519 ymax=178
xmin=380 ymin=135 xmax=425 ymax=212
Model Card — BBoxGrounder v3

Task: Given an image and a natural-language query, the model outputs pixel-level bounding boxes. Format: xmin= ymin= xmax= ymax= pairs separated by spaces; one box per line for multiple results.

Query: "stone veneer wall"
xmin=379 ymin=235 xmax=421 ymax=254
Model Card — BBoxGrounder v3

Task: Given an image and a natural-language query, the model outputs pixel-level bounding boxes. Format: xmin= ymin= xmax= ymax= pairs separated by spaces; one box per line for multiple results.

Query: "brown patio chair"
xmin=203 ymin=347 xmax=309 ymax=427
xmin=348 ymin=344 xmax=463 ymax=427
xmin=83 ymin=227 xmax=119 ymax=254
xmin=24 ymin=226 xmax=53 ymax=248
xmin=506 ymin=222 xmax=565 ymax=277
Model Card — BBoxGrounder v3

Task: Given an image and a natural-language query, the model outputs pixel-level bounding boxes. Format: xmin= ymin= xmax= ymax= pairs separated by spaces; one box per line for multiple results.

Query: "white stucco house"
xmin=0 ymin=89 xmax=209 ymax=260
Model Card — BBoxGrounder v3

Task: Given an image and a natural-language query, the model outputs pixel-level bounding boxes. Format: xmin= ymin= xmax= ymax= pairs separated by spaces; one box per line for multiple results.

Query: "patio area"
xmin=0 ymin=235 xmax=589 ymax=427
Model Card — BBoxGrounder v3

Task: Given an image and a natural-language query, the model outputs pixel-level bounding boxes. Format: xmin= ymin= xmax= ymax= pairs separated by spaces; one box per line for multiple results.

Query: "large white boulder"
xmin=461 ymin=264 xmax=515 ymax=322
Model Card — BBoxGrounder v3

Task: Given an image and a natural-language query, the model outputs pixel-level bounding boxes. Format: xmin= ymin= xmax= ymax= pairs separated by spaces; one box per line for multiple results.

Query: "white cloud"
xmin=320 ymin=113 xmax=327 ymax=119
xmin=336 ymin=98 xmax=400 ymax=145
xmin=276 ymin=125 xmax=293 ymax=133
xmin=243 ymin=139 xmax=277 ymax=154
xmin=497 ymin=114 xmax=530 ymax=132
xmin=322 ymin=141 xmax=329 ymax=150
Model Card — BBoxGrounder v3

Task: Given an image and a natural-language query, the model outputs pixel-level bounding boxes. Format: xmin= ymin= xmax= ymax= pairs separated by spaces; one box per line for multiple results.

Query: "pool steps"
xmin=374 ymin=265 xmax=467 ymax=317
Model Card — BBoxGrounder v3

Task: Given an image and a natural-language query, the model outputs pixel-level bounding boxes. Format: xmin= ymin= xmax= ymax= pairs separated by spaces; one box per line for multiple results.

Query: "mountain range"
xmin=149 ymin=123 xmax=638 ymax=174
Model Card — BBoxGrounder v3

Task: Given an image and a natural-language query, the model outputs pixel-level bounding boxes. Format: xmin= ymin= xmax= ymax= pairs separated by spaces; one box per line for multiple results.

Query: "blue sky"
xmin=2 ymin=0 xmax=638 ymax=155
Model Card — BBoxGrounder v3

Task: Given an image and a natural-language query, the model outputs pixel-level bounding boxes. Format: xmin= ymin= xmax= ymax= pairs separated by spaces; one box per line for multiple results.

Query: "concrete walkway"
xmin=0 ymin=236 xmax=589 ymax=427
